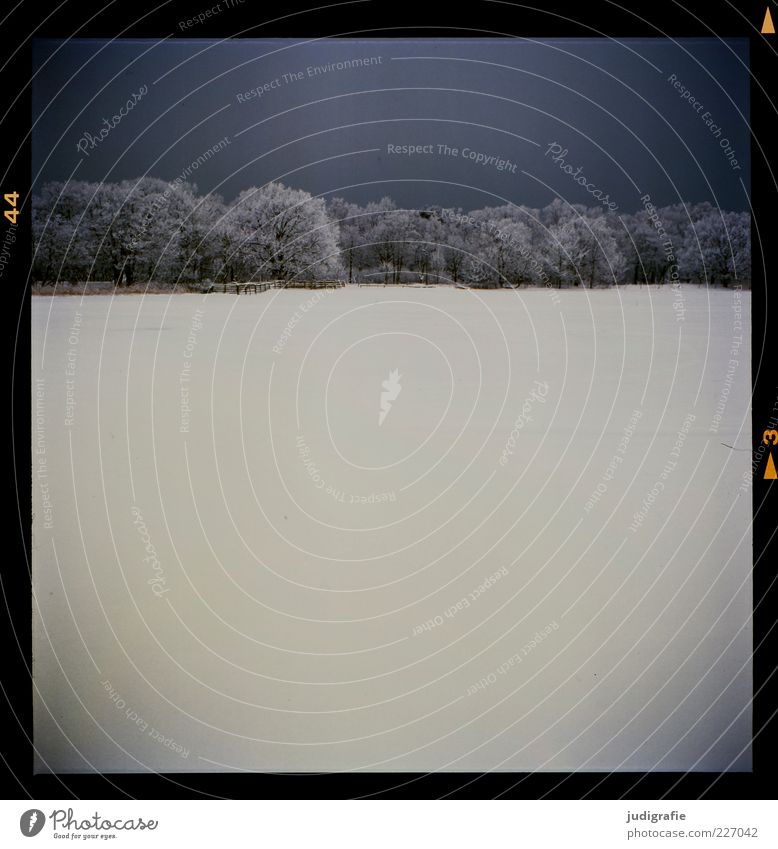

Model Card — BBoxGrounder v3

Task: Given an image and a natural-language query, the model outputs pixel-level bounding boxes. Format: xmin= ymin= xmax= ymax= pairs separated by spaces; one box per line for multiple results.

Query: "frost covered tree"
xmin=113 ymin=178 xmax=184 ymax=284
xmin=32 ymin=181 xmax=99 ymax=283
xmin=328 ymin=196 xmax=360 ymax=283
xmin=622 ymin=203 xmax=698 ymax=285
xmin=577 ymin=210 xmax=627 ymax=287
xmin=679 ymin=209 xmax=750 ymax=287
xmin=538 ymin=200 xmax=588 ymax=286
xmin=375 ymin=208 xmax=422 ymax=283
xmin=351 ymin=197 xmax=398 ymax=281
xmin=169 ymin=187 xmax=226 ymax=284
xmin=31 ymin=178 xmax=749 ymax=290
xmin=620 ymin=210 xmax=664 ymax=284
xmin=231 ymin=181 xmax=341 ymax=281
xmin=437 ymin=209 xmax=470 ymax=283
xmin=534 ymin=201 xmax=627 ymax=288
xmin=471 ymin=210 xmax=537 ymax=286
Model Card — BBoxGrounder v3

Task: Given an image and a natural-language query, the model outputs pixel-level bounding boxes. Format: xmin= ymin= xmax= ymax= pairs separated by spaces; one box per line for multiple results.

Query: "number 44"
xmin=4 ymin=192 xmax=19 ymax=224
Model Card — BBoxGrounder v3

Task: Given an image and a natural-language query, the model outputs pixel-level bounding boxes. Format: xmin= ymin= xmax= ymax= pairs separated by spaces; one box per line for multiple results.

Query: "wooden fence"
xmin=205 ymin=280 xmax=346 ymax=294
xmin=274 ymin=280 xmax=346 ymax=290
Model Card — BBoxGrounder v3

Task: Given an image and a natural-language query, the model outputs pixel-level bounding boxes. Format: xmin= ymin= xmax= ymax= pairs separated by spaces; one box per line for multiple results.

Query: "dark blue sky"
xmin=32 ymin=38 xmax=750 ymax=211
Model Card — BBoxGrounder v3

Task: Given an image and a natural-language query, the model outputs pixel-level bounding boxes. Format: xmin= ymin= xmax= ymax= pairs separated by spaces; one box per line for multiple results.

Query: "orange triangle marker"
xmin=765 ymin=452 xmax=777 ymax=479
xmin=762 ymin=7 xmax=775 ymax=34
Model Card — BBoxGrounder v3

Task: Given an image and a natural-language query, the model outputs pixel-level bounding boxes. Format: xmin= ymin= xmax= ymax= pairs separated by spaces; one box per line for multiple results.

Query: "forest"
xmin=31 ymin=178 xmax=751 ymax=289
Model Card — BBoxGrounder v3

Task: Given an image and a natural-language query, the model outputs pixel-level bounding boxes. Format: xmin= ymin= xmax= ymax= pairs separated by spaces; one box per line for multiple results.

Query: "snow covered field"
xmin=32 ymin=285 xmax=751 ymax=772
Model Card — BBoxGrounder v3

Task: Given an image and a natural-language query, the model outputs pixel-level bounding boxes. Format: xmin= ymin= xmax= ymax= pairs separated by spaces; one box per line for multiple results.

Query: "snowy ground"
xmin=32 ymin=285 xmax=751 ymax=772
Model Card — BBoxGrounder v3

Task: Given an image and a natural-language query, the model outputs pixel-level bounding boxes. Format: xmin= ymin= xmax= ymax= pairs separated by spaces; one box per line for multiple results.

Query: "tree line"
xmin=32 ymin=178 xmax=750 ymax=288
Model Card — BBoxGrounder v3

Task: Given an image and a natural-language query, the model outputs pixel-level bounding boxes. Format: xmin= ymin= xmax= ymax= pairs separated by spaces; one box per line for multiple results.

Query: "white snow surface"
xmin=32 ymin=285 xmax=751 ymax=772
